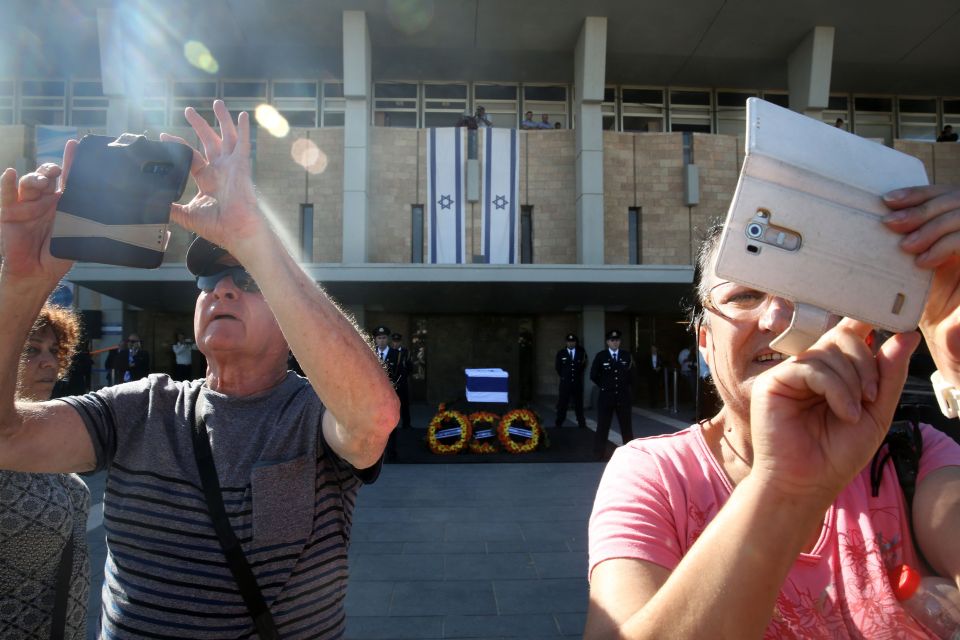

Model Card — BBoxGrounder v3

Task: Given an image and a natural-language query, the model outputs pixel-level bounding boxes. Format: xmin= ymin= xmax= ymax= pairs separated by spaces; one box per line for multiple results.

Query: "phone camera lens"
xmin=746 ymin=223 xmax=764 ymax=239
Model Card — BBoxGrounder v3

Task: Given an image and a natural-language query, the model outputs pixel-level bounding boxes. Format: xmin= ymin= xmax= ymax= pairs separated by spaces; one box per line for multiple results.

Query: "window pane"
xmin=174 ymin=81 xmax=217 ymax=98
xmin=71 ymin=110 xmax=107 ymax=126
xmin=323 ymin=82 xmax=344 ymax=98
xmin=424 ymin=84 xmax=466 ymax=100
xmin=22 ymin=80 xmax=65 ymax=96
xmin=282 ymin=110 xmax=317 ymax=127
xmin=763 ymin=93 xmax=789 ymax=108
xmin=72 ymin=81 xmax=104 ymax=97
xmin=899 ymin=98 xmax=936 ymax=113
xmin=604 ymin=87 xmax=616 ymax=103
xmin=717 ymin=91 xmax=754 ymax=107
xmin=222 ymin=81 xmax=266 ymax=98
xmin=854 ymin=96 xmax=892 ymax=112
xmin=475 ymin=84 xmax=517 ymax=101
xmin=375 ymin=82 xmax=417 ymax=99
xmin=670 ymin=90 xmax=710 ymax=106
xmin=622 ymin=88 xmax=662 ymax=104
xmin=274 ymin=81 xmax=317 ymax=98
xmin=323 ymin=112 xmax=344 ymax=127
xmin=623 ymin=116 xmax=663 ymax=132
xmin=828 ymin=95 xmax=848 ymax=110
xmin=524 ymin=85 xmax=566 ymax=101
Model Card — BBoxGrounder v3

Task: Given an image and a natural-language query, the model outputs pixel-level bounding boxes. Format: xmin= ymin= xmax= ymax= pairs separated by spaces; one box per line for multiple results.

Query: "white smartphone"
xmin=714 ymin=99 xmax=932 ymax=341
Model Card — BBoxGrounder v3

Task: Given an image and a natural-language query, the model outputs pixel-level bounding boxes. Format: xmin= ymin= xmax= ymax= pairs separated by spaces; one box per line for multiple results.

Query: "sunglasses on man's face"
xmin=196 ymin=266 xmax=260 ymax=294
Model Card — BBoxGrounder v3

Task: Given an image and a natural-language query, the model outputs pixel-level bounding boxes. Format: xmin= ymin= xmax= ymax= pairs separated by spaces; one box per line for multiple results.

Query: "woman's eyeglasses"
xmin=703 ymin=282 xmax=793 ymax=321
xmin=196 ymin=266 xmax=260 ymax=294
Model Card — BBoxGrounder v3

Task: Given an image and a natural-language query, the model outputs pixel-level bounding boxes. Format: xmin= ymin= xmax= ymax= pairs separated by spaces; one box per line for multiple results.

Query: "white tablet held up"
xmin=713 ymin=98 xmax=932 ymax=355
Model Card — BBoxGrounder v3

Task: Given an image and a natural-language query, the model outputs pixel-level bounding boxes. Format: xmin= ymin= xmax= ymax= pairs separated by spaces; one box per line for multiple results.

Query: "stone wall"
xmin=895 ymin=140 xmax=960 ymax=186
xmin=523 ymin=130 xmax=577 ymax=264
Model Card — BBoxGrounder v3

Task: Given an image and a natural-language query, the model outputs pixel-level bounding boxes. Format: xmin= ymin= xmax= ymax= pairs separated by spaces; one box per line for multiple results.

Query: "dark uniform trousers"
xmin=554 ymin=347 xmax=587 ymax=428
xmin=590 ymin=350 xmax=634 ymax=458
xmin=380 ymin=347 xmax=404 ymax=460
xmin=395 ymin=347 xmax=412 ymax=429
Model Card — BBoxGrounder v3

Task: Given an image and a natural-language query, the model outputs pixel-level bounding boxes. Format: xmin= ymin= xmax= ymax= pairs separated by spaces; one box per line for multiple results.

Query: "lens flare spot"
xmin=386 ymin=0 xmax=434 ymax=35
xmin=255 ymin=104 xmax=290 ymax=138
xmin=291 ymin=138 xmax=328 ymax=175
xmin=184 ymin=40 xmax=219 ymax=74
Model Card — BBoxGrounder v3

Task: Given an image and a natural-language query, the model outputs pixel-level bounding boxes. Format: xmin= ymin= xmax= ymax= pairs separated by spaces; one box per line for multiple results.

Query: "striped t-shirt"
xmin=62 ymin=373 xmax=377 ymax=639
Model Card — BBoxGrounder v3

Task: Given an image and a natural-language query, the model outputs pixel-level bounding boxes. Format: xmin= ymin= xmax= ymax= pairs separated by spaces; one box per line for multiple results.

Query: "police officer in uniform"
xmin=391 ymin=332 xmax=412 ymax=429
xmin=554 ymin=333 xmax=588 ymax=428
xmin=590 ymin=329 xmax=634 ymax=459
xmin=374 ymin=326 xmax=402 ymax=459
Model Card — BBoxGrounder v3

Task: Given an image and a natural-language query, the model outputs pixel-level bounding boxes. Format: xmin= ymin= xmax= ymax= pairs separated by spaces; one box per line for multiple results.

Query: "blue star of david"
xmin=438 ymin=194 xmax=454 ymax=210
xmin=493 ymin=194 xmax=509 ymax=210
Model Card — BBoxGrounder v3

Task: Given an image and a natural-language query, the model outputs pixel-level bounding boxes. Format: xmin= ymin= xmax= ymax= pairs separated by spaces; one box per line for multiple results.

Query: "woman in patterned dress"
xmin=1 ymin=303 xmax=90 ymax=639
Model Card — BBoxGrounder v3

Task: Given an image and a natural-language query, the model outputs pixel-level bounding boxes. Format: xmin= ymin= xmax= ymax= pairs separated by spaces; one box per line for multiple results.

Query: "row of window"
xmin=2 ymin=78 xmax=959 ymax=144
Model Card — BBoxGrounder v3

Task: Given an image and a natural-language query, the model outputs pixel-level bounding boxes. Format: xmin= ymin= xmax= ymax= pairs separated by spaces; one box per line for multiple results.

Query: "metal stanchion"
xmin=672 ymin=369 xmax=680 ymax=414
xmin=662 ymin=367 xmax=670 ymax=411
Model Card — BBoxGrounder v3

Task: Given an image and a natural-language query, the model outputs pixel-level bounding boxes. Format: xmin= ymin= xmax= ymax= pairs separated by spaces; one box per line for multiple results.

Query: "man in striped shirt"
xmin=0 ymin=100 xmax=399 ymax=638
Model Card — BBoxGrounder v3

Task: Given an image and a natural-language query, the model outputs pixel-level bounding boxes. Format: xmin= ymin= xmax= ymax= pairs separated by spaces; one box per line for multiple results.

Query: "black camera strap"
xmin=189 ymin=394 xmax=280 ymax=640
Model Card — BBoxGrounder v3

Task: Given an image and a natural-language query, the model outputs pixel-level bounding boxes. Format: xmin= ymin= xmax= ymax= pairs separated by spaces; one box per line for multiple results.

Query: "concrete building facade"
xmin=4 ymin=1 xmax=960 ymax=406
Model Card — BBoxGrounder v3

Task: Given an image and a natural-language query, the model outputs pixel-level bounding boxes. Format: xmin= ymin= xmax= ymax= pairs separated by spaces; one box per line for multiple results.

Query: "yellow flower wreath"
xmin=468 ymin=412 xmax=500 ymax=454
xmin=497 ymin=409 xmax=541 ymax=454
xmin=427 ymin=407 xmax=472 ymax=455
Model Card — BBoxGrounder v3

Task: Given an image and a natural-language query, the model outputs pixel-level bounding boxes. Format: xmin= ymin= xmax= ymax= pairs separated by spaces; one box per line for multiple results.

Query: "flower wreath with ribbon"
xmin=497 ymin=408 xmax=541 ymax=454
xmin=468 ymin=412 xmax=500 ymax=454
xmin=427 ymin=405 xmax=472 ymax=455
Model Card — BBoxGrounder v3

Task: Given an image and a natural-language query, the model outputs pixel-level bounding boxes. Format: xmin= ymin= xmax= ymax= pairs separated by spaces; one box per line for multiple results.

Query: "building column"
xmin=574 ymin=17 xmax=607 ymax=265
xmin=581 ymin=305 xmax=605 ymax=409
xmin=342 ymin=10 xmax=372 ymax=263
xmin=787 ymin=26 xmax=835 ymax=120
xmin=97 ymin=8 xmax=139 ymax=136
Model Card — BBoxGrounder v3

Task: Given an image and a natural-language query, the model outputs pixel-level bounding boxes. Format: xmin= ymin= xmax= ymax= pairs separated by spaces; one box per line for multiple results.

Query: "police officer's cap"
xmin=606 ymin=329 xmax=622 ymax=340
xmin=374 ymin=326 xmax=390 ymax=337
xmin=565 ymin=333 xmax=578 ymax=342
xmin=391 ymin=332 xmax=402 ymax=340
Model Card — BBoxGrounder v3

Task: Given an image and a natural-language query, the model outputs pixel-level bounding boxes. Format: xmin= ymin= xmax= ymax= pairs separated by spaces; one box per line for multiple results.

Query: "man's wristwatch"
xmin=931 ymin=370 xmax=960 ymax=419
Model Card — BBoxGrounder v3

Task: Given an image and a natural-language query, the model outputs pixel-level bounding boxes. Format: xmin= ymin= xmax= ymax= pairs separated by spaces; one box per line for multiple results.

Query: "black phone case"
xmin=50 ymin=134 xmax=193 ymax=268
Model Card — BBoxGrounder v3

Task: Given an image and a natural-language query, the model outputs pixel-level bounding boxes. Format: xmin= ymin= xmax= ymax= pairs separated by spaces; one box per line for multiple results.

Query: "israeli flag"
xmin=481 ymin=128 xmax=519 ymax=264
xmin=426 ymin=127 xmax=466 ymax=263
xmin=36 ymin=126 xmax=78 ymax=168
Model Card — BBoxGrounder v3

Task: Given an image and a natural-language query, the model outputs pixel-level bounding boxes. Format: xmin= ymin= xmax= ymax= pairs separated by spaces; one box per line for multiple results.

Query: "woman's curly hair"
xmin=27 ymin=303 xmax=82 ymax=378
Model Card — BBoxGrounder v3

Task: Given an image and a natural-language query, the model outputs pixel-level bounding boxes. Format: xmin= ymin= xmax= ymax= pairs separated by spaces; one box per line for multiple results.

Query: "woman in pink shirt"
xmin=587 ymin=185 xmax=960 ymax=639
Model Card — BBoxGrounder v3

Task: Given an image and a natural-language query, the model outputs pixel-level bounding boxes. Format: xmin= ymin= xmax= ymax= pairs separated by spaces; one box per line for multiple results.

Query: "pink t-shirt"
xmin=589 ymin=423 xmax=960 ymax=638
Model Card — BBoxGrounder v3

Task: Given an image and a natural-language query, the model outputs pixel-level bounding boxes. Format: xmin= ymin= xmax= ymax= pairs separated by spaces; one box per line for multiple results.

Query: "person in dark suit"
xmin=647 ymin=345 xmax=664 ymax=408
xmin=590 ymin=329 xmax=634 ymax=460
xmin=390 ymin=333 xmax=412 ymax=429
xmin=374 ymin=326 xmax=402 ymax=459
xmin=115 ymin=333 xmax=150 ymax=382
xmin=554 ymin=333 xmax=588 ymax=428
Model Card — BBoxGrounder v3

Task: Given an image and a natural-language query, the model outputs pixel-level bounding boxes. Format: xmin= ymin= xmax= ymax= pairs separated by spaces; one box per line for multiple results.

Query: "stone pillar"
xmin=574 ymin=17 xmax=607 ymax=265
xmin=581 ymin=305 xmax=605 ymax=408
xmin=787 ymin=26 xmax=835 ymax=120
xmin=342 ymin=10 xmax=372 ymax=263
xmin=97 ymin=8 xmax=134 ymax=136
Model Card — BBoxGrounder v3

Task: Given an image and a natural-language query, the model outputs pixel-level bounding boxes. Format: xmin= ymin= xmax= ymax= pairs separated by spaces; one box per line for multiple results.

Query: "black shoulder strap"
xmin=189 ymin=393 xmax=280 ymax=640
xmin=870 ymin=420 xmax=923 ymax=508
xmin=871 ymin=419 xmax=928 ymax=569
xmin=49 ymin=533 xmax=74 ymax=640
